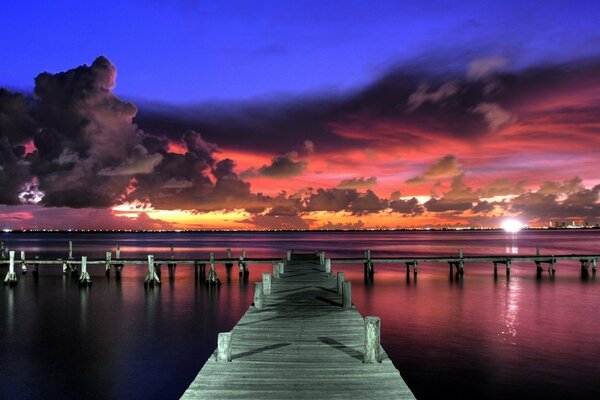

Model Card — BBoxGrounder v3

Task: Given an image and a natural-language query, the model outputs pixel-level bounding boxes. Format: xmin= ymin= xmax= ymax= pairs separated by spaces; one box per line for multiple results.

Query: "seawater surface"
xmin=1 ymin=230 xmax=599 ymax=399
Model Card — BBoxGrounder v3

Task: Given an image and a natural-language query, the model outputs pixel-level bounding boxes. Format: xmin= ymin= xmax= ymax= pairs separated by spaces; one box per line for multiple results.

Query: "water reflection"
xmin=505 ymin=232 xmax=519 ymax=254
xmin=5 ymin=287 xmax=14 ymax=336
xmin=499 ymin=278 xmax=521 ymax=345
xmin=80 ymin=287 xmax=89 ymax=332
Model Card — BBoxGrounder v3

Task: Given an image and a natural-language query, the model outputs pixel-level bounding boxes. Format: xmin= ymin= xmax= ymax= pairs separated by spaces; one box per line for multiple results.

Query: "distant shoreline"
xmin=1 ymin=227 xmax=599 ymax=234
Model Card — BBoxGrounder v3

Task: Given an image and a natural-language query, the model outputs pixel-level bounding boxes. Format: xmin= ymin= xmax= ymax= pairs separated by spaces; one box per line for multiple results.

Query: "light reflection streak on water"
xmin=505 ymin=232 xmax=519 ymax=255
xmin=500 ymin=278 xmax=521 ymax=344
xmin=6 ymin=288 xmax=14 ymax=336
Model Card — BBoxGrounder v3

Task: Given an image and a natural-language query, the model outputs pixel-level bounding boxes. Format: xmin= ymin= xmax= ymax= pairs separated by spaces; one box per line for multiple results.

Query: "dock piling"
xmin=342 ymin=281 xmax=352 ymax=309
xmin=325 ymin=258 xmax=332 ymax=274
xmin=21 ymin=250 xmax=27 ymax=274
xmin=286 ymin=250 xmax=292 ymax=261
xmin=207 ymin=260 xmax=219 ymax=286
xmin=168 ymin=244 xmax=176 ymax=274
xmin=79 ymin=256 xmax=92 ymax=286
xmin=105 ymin=251 xmax=111 ymax=276
xmin=262 ymin=273 xmax=272 ymax=295
xmin=217 ymin=332 xmax=233 ymax=362
xmin=144 ymin=255 xmax=161 ymax=286
xmin=254 ymin=282 xmax=263 ymax=309
xmin=238 ymin=255 xmax=248 ymax=276
xmin=273 ymin=263 xmax=280 ymax=279
xmin=337 ymin=272 xmax=345 ymax=293
xmin=3 ymin=251 xmax=17 ymax=286
xmin=364 ymin=250 xmax=374 ymax=275
xmin=32 ymin=256 xmax=39 ymax=276
xmin=364 ymin=316 xmax=381 ymax=364
xmin=0 ymin=241 xmax=5 ymax=259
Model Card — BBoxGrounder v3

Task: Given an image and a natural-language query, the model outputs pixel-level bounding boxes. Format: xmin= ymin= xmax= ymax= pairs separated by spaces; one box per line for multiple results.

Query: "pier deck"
xmin=181 ymin=254 xmax=414 ymax=399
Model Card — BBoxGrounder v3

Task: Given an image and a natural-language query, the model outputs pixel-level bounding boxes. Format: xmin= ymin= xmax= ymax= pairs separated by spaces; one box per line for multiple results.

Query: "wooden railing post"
xmin=262 ymin=273 xmax=272 ymax=295
xmin=325 ymin=258 xmax=332 ymax=274
xmin=254 ymin=282 xmax=263 ymax=309
xmin=337 ymin=272 xmax=345 ymax=293
xmin=217 ymin=332 xmax=233 ymax=362
xmin=364 ymin=316 xmax=381 ymax=363
xmin=342 ymin=281 xmax=352 ymax=309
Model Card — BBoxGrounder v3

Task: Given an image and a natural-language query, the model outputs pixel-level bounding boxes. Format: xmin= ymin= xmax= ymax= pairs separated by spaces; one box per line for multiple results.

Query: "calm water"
xmin=1 ymin=230 xmax=599 ymax=399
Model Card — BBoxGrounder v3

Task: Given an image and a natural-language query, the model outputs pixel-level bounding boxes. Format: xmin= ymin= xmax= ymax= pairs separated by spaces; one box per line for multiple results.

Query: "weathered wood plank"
xmin=180 ymin=253 xmax=415 ymax=399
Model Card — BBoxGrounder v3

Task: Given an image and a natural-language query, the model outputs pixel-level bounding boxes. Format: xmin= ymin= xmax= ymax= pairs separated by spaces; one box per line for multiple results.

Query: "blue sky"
xmin=2 ymin=0 xmax=599 ymax=103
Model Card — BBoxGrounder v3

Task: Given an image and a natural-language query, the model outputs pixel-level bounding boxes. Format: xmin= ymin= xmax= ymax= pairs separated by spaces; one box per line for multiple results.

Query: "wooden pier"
xmin=181 ymin=253 xmax=415 ymax=399
xmin=2 ymin=239 xmax=599 ymax=286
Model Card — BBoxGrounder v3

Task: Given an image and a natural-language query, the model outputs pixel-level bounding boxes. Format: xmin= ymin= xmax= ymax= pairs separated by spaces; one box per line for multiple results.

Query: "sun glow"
xmin=501 ymin=219 xmax=524 ymax=233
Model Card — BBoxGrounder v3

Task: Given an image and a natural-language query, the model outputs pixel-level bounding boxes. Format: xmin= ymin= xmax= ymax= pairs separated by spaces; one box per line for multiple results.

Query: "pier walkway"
xmin=181 ymin=253 xmax=415 ymax=399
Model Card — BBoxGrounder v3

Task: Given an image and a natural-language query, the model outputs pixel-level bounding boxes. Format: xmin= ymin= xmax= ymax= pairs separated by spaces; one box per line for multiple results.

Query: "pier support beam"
xmin=405 ymin=260 xmax=418 ymax=276
xmin=198 ymin=263 xmax=206 ymax=282
xmin=580 ymin=258 xmax=597 ymax=273
xmin=32 ymin=257 xmax=39 ymax=277
xmin=238 ymin=256 xmax=248 ymax=276
xmin=342 ymin=281 xmax=352 ymax=309
xmin=337 ymin=272 xmax=345 ymax=293
xmin=364 ymin=250 xmax=374 ymax=275
xmin=144 ymin=255 xmax=161 ymax=287
xmin=3 ymin=251 xmax=17 ymax=286
xmin=21 ymin=250 xmax=27 ymax=274
xmin=535 ymin=257 xmax=557 ymax=274
xmin=262 ymin=273 xmax=272 ymax=295
xmin=168 ymin=244 xmax=176 ymax=275
xmin=225 ymin=248 xmax=233 ymax=268
xmin=105 ymin=252 xmax=111 ymax=276
xmin=254 ymin=282 xmax=263 ymax=309
xmin=493 ymin=259 xmax=511 ymax=277
xmin=364 ymin=316 xmax=381 ymax=364
xmin=286 ymin=250 xmax=292 ymax=261
xmin=207 ymin=259 xmax=220 ymax=286
xmin=325 ymin=258 xmax=332 ymax=274
xmin=79 ymin=256 xmax=92 ymax=286
xmin=114 ymin=243 xmax=123 ymax=275
xmin=217 ymin=332 xmax=233 ymax=362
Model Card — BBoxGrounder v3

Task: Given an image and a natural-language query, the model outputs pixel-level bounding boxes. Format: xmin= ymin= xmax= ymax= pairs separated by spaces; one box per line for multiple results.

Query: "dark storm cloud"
xmin=424 ymin=175 xmax=478 ymax=212
xmin=242 ymin=152 xmax=307 ymax=179
xmin=337 ymin=176 xmax=377 ymax=190
xmin=304 ymin=188 xmax=359 ymax=212
xmin=348 ymin=190 xmax=388 ymax=215
xmin=0 ymin=89 xmax=35 ymax=204
xmin=2 ymin=55 xmax=600 ymax=227
xmin=0 ymin=56 xmax=272 ymax=214
xmin=389 ymin=197 xmax=424 ymax=215
xmin=302 ymin=188 xmax=388 ymax=215
xmin=509 ymin=184 xmax=600 ymax=221
xmin=30 ymin=56 xmax=150 ymax=207
xmin=135 ymin=57 xmax=600 ymax=160
xmin=478 ymin=178 xmax=526 ymax=198
xmin=406 ymin=155 xmax=462 ymax=184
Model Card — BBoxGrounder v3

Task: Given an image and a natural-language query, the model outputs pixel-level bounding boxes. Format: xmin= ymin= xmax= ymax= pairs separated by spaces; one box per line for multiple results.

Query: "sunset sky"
xmin=1 ymin=0 xmax=599 ymax=230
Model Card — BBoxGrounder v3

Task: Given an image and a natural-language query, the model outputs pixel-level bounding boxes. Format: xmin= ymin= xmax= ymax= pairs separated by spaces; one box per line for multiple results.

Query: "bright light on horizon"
xmin=501 ymin=219 xmax=524 ymax=233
